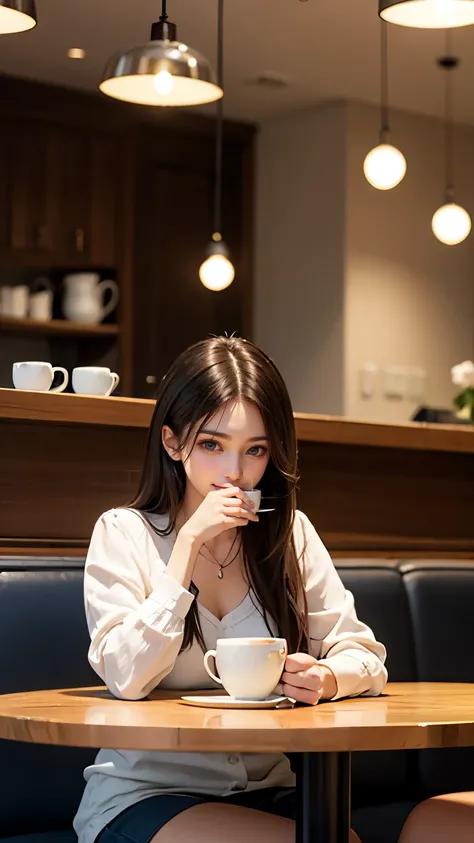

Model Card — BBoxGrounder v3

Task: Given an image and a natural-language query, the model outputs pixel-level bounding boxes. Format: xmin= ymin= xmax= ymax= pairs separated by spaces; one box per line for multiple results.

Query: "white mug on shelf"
xmin=30 ymin=278 xmax=53 ymax=321
xmin=12 ymin=361 xmax=69 ymax=393
xmin=0 ymin=286 xmax=12 ymax=315
xmin=29 ymin=291 xmax=53 ymax=321
xmin=72 ymin=366 xmax=120 ymax=396
xmin=1 ymin=285 xmax=29 ymax=318
xmin=9 ymin=285 xmax=30 ymax=318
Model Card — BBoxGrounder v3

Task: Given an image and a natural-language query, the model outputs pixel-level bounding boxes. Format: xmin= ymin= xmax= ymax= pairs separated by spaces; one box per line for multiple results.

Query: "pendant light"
xmin=379 ymin=0 xmax=474 ymax=29
xmin=0 ymin=0 xmax=36 ymax=33
xmin=363 ymin=21 xmax=407 ymax=190
xmin=100 ymin=0 xmax=223 ymax=107
xmin=199 ymin=0 xmax=235 ymax=292
xmin=432 ymin=47 xmax=471 ymax=245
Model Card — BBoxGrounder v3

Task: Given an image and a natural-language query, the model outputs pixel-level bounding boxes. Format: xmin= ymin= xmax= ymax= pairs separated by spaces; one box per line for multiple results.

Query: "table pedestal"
xmin=296 ymin=752 xmax=351 ymax=843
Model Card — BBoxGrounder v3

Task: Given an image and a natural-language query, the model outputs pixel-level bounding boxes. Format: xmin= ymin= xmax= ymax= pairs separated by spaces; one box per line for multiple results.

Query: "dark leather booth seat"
xmin=1 ymin=555 xmax=474 ymax=843
xmin=0 ymin=559 xmax=96 ymax=843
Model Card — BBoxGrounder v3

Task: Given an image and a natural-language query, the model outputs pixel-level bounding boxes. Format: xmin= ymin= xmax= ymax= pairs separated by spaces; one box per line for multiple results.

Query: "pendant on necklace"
xmin=217 ymin=569 xmax=224 ymax=580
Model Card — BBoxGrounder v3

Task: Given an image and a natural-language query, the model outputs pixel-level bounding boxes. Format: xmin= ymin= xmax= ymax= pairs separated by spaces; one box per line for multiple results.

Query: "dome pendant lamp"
xmin=0 ymin=0 xmax=36 ymax=34
xmin=379 ymin=0 xmax=474 ymax=30
xmin=100 ymin=0 xmax=223 ymax=107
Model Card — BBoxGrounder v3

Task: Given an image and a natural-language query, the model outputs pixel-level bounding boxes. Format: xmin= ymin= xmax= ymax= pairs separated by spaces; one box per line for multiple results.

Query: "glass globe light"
xmin=432 ymin=202 xmax=471 ymax=244
xmin=363 ymin=143 xmax=407 ymax=190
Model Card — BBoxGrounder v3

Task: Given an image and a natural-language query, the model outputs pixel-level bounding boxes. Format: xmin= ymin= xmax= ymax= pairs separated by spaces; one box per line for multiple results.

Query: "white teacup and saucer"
xmin=181 ymin=637 xmax=291 ymax=709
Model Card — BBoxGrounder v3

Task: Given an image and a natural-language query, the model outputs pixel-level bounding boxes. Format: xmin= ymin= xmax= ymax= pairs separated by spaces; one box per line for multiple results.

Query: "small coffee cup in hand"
xmin=244 ymin=490 xmax=261 ymax=512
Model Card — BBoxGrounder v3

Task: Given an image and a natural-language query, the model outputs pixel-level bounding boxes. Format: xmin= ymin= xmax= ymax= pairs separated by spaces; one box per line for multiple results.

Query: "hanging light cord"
xmin=160 ymin=0 xmax=168 ymax=22
xmin=213 ymin=0 xmax=224 ymax=236
xmin=444 ymin=61 xmax=453 ymax=196
xmin=440 ymin=31 xmax=458 ymax=201
xmin=380 ymin=21 xmax=390 ymax=141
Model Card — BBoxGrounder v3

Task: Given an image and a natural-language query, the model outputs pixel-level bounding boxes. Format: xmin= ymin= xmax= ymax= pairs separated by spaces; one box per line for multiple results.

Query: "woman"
xmin=399 ymin=793 xmax=474 ymax=843
xmin=73 ymin=336 xmax=387 ymax=843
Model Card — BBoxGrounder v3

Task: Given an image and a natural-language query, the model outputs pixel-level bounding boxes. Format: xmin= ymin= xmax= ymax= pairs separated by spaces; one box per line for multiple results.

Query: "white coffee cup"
xmin=12 ymin=361 xmax=69 ymax=393
xmin=72 ymin=366 xmax=120 ymax=396
xmin=244 ymin=489 xmax=261 ymax=511
xmin=204 ymin=637 xmax=287 ymax=700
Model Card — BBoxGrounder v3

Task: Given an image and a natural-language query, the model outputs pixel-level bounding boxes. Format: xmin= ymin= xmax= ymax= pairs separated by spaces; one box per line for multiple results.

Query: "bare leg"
xmin=151 ymin=802 xmax=362 ymax=843
xmin=399 ymin=792 xmax=474 ymax=843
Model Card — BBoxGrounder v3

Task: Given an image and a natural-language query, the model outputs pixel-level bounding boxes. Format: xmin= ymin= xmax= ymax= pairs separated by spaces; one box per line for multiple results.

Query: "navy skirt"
xmin=95 ymin=787 xmax=296 ymax=843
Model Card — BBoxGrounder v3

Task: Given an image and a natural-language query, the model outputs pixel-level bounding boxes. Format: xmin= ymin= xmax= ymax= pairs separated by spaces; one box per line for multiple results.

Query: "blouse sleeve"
xmin=294 ymin=510 xmax=388 ymax=700
xmin=84 ymin=508 xmax=195 ymax=701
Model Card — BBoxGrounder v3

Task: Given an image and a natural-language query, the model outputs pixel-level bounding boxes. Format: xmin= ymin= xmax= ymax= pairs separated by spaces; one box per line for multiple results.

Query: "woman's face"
xmin=163 ymin=399 xmax=271 ymax=506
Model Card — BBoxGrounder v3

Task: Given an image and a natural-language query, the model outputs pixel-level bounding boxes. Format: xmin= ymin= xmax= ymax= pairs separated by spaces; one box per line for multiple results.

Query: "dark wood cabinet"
xmin=9 ymin=118 xmax=62 ymax=258
xmin=56 ymin=127 xmax=123 ymax=267
xmin=1 ymin=117 xmax=123 ymax=267
xmin=55 ymin=125 xmax=91 ymax=262
xmin=0 ymin=126 xmax=12 ymax=254
xmin=0 ymin=76 xmax=254 ymax=397
xmin=132 ymin=125 xmax=254 ymax=397
xmin=89 ymin=133 xmax=123 ymax=267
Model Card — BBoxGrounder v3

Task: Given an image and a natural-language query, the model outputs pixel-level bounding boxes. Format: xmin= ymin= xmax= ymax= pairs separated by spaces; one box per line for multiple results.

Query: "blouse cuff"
xmin=138 ymin=572 xmax=195 ymax=623
xmin=318 ymin=651 xmax=373 ymax=700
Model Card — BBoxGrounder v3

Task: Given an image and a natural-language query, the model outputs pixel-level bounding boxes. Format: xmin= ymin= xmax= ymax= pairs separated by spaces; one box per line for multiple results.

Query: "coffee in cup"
xmin=203 ymin=637 xmax=287 ymax=700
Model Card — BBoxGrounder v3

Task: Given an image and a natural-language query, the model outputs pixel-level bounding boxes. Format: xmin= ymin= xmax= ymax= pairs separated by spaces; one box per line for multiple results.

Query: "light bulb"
xmin=153 ymin=70 xmax=174 ymax=96
xmin=432 ymin=202 xmax=471 ymax=245
xmin=199 ymin=254 xmax=235 ymax=291
xmin=363 ymin=143 xmax=407 ymax=190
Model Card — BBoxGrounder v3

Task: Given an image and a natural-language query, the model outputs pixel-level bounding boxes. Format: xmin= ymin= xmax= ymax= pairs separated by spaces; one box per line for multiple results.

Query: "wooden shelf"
xmin=0 ymin=315 xmax=119 ymax=338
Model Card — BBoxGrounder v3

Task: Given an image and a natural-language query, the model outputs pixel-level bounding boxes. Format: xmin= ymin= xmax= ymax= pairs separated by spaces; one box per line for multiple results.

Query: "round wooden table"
xmin=1 ymin=682 xmax=474 ymax=843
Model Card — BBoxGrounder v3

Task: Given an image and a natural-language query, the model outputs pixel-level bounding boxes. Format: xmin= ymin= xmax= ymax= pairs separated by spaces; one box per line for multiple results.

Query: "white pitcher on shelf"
xmin=62 ymin=273 xmax=119 ymax=325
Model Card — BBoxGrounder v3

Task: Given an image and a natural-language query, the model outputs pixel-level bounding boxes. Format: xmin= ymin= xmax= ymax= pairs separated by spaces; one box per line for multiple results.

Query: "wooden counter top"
xmin=0 ymin=387 xmax=152 ymax=429
xmin=1 ymin=387 xmax=472 ymax=455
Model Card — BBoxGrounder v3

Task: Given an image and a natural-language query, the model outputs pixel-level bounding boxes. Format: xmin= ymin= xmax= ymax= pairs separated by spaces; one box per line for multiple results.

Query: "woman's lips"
xmin=212 ymin=483 xmax=245 ymax=489
xmin=213 ymin=484 xmax=250 ymax=491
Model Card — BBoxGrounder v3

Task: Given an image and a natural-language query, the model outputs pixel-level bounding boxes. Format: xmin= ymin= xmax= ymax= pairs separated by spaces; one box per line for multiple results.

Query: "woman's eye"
xmin=198 ymin=440 xmax=267 ymax=457
xmin=247 ymin=446 xmax=267 ymax=457
xmin=200 ymin=439 xmax=221 ymax=452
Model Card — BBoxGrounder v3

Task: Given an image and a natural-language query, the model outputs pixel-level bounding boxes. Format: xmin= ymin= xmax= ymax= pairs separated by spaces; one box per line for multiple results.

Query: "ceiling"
xmin=2 ymin=0 xmax=474 ymax=126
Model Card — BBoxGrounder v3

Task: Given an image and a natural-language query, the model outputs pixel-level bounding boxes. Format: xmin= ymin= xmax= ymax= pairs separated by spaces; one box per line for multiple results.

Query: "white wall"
xmin=255 ymin=99 xmax=474 ymax=421
xmin=255 ymin=102 xmax=347 ymax=415
xmin=345 ymin=101 xmax=474 ymax=421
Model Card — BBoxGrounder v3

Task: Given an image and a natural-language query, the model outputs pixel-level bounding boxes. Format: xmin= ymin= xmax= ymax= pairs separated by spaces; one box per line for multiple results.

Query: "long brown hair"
xmin=129 ymin=336 xmax=309 ymax=654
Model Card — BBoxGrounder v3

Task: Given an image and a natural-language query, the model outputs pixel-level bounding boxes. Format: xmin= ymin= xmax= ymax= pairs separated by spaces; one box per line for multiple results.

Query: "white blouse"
xmin=73 ymin=508 xmax=387 ymax=843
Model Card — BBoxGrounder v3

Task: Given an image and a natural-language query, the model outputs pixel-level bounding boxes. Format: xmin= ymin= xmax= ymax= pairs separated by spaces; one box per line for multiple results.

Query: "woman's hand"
xmin=281 ymin=653 xmax=338 ymax=705
xmin=179 ymin=485 xmax=259 ymax=546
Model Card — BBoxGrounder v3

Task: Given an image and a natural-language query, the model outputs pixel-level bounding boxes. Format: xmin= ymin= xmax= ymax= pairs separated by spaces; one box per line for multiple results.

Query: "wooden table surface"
xmin=1 ymin=683 xmax=474 ymax=753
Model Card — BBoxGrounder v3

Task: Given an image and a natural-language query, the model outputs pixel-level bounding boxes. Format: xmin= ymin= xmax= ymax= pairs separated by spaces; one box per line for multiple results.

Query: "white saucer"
xmin=257 ymin=508 xmax=275 ymax=513
xmin=180 ymin=694 xmax=290 ymax=709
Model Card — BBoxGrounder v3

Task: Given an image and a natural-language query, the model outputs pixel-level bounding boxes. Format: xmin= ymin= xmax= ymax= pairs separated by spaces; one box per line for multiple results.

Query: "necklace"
xmin=200 ymin=533 xmax=241 ymax=579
